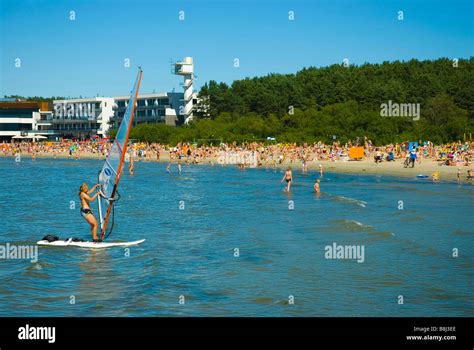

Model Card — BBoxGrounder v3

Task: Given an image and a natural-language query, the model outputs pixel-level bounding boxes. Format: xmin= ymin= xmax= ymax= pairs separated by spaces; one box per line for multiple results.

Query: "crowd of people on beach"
xmin=2 ymin=137 xmax=473 ymax=187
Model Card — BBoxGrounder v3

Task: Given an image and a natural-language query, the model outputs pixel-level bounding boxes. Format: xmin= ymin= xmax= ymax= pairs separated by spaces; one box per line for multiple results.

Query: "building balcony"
xmin=51 ymin=118 xmax=98 ymax=124
xmin=35 ymin=130 xmax=59 ymax=135
xmin=55 ymin=128 xmax=99 ymax=133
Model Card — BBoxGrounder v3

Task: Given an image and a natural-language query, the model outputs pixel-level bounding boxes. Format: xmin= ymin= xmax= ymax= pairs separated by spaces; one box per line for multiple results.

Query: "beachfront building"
xmin=111 ymin=92 xmax=184 ymax=127
xmin=51 ymin=97 xmax=115 ymax=138
xmin=173 ymin=57 xmax=195 ymax=124
xmin=3 ymin=57 xmax=199 ymax=139
xmin=111 ymin=56 xmax=198 ymax=127
xmin=0 ymin=100 xmax=57 ymax=141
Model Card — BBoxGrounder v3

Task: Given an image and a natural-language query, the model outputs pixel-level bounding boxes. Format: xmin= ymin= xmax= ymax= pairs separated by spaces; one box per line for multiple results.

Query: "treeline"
xmin=117 ymin=95 xmax=470 ymax=145
xmin=115 ymin=57 xmax=474 ymax=145
xmin=2 ymin=95 xmax=67 ymax=102
xmin=199 ymin=58 xmax=474 ymax=119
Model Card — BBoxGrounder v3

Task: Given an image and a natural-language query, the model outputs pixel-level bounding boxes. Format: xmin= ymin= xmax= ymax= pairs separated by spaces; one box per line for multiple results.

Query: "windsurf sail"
xmin=98 ymin=68 xmax=142 ymax=240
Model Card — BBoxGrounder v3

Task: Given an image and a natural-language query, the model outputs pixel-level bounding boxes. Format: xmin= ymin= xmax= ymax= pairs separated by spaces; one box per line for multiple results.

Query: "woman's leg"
xmin=84 ymin=214 xmax=99 ymax=240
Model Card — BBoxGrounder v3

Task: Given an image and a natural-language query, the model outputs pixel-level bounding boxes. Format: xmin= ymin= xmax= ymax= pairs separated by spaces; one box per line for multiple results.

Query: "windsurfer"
xmin=79 ymin=183 xmax=102 ymax=242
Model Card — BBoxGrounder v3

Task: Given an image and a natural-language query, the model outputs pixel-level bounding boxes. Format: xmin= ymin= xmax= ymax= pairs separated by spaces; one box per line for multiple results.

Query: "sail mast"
xmin=99 ymin=68 xmax=142 ymax=240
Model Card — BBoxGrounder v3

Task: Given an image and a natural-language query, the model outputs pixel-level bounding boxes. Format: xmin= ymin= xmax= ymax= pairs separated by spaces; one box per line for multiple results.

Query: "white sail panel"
xmin=98 ymin=68 xmax=142 ymax=239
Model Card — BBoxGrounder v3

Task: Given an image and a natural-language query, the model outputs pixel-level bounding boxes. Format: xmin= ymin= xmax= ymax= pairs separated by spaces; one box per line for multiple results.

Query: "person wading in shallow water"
xmin=281 ymin=167 xmax=293 ymax=192
xmin=129 ymin=156 xmax=134 ymax=176
xmin=79 ymin=183 xmax=102 ymax=242
xmin=314 ymin=179 xmax=321 ymax=195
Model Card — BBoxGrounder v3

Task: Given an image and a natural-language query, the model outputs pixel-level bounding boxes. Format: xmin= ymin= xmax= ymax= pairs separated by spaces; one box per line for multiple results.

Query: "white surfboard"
xmin=37 ymin=239 xmax=145 ymax=249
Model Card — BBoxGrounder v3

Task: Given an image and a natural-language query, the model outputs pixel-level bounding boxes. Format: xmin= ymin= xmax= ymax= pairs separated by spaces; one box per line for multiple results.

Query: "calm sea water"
xmin=0 ymin=157 xmax=472 ymax=317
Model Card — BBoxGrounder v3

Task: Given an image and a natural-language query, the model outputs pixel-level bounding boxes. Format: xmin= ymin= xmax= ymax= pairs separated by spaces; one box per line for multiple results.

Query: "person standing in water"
xmin=177 ymin=154 xmax=182 ymax=176
xmin=281 ymin=167 xmax=293 ymax=192
xmin=457 ymin=167 xmax=461 ymax=184
xmin=319 ymin=164 xmax=323 ymax=177
xmin=79 ymin=183 xmax=102 ymax=242
xmin=129 ymin=155 xmax=134 ymax=176
xmin=301 ymin=154 xmax=307 ymax=173
xmin=467 ymin=169 xmax=473 ymax=184
xmin=313 ymin=179 xmax=321 ymax=194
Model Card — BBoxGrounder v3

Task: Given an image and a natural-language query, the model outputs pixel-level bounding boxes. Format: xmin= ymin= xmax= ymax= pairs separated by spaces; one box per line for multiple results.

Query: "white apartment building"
xmin=52 ymin=97 xmax=115 ymax=137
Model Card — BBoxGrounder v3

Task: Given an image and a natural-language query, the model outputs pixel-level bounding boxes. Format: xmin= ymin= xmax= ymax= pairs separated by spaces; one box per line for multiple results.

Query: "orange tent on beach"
xmin=349 ymin=147 xmax=365 ymax=160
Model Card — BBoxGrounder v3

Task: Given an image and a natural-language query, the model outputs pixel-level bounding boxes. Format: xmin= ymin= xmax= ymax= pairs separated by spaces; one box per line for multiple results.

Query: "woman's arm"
xmin=81 ymin=191 xmax=100 ymax=203
xmin=87 ymin=184 xmax=100 ymax=195
xmin=90 ymin=191 xmax=101 ymax=201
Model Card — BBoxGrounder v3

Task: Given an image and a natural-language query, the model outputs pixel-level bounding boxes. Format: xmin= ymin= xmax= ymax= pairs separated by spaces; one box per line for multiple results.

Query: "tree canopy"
xmin=102 ymin=57 xmax=474 ymax=145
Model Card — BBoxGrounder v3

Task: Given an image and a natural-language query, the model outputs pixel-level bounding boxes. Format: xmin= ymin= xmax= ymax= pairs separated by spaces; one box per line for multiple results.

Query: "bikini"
xmin=80 ymin=207 xmax=93 ymax=218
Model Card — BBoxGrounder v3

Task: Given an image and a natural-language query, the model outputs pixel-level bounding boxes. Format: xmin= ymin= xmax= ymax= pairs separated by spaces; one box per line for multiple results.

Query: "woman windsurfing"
xmin=79 ymin=183 xmax=102 ymax=242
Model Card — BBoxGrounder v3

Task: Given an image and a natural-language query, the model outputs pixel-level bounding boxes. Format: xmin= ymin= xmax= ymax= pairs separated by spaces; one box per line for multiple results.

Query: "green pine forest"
xmin=124 ymin=58 xmax=474 ymax=145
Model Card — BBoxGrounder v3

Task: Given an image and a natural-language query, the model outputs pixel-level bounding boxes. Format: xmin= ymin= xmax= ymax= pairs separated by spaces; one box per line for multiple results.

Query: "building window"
xmin=0 ymin=109 xmax=35 ymax=118
xmin=0 ymin=123 xmax=31 ymax=131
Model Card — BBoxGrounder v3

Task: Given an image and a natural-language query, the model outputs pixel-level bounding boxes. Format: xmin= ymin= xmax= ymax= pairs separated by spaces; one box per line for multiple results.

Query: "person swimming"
xmin=281 ymin=167 xmax=293 ymax=192
xmin=79 ymin=183 xmax=102 ymax=242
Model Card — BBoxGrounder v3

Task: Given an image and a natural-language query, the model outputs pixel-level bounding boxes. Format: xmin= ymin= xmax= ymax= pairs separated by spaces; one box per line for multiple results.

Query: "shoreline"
xmin=1 ymin=152 xmax=472 ymax=183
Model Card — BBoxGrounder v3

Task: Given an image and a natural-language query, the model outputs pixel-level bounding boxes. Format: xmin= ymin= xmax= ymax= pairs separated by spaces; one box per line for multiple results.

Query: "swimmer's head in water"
xmin=79 ymin=183 xmax=88 ymax=195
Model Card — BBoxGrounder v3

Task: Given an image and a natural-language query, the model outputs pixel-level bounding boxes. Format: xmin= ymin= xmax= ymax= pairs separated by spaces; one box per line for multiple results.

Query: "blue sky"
xmin=0 ymin=0 xmax=472 ymax=97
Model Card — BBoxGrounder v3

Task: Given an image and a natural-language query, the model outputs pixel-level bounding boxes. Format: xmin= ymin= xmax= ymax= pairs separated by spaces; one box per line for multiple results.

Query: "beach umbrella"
xmin=12 ymin=135 xmax=25 ymax=139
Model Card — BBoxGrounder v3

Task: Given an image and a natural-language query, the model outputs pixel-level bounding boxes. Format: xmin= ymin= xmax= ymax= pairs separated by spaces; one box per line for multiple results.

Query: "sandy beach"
xmin=2 ymin=151 xmax=472 ymax=183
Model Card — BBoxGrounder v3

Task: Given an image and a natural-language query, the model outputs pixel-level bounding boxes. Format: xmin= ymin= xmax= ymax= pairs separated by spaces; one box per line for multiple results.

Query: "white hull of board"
xmin=37 ymin=239 xmax=145 ymax=249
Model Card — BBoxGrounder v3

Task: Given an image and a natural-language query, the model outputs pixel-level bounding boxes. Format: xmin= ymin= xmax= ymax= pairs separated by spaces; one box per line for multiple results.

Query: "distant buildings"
xmin=52 ymin=97 xmax=114 ymax=138
xmin=0 ymin=100 xmax=54 ymax=141
xmin=173 ymin=57 xmax=195 ymax=124
xmin=1 ymin=57 xmax=199 ymax=141
xmin=111 ymin=92 xmax=184 ymax=129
